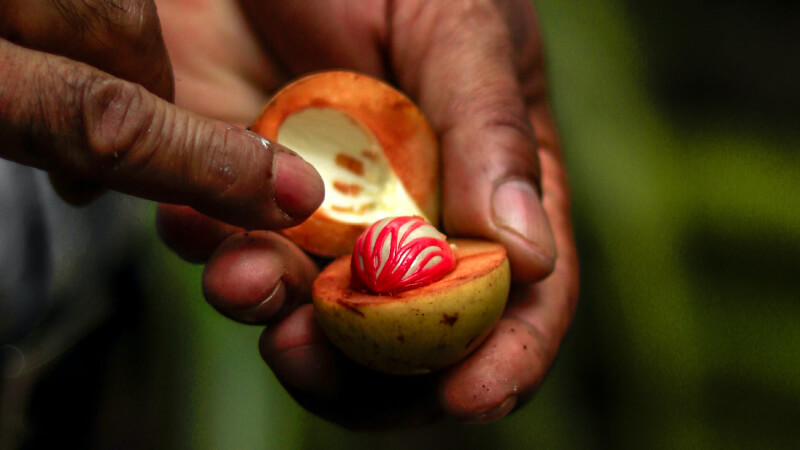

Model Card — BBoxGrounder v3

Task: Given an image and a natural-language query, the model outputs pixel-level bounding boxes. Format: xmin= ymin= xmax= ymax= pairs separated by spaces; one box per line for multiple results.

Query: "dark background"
xmin=7 ymin=0 xmax=800 ymax=448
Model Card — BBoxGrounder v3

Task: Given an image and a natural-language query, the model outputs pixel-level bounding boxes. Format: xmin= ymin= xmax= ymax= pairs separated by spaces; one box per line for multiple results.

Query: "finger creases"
xmin=0 ymin=0 xmax=174 ymax=100
xmin=203 ymin=231 xmax=318 ymax=324
xmin=0 ymin=40 xmax=323 ymax=229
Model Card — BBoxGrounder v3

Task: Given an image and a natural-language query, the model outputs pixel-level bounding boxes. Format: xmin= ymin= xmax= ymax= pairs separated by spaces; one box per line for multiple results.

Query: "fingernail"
xmin=492 ymin=178 xmax=556 ymax=261
xmin=464 ymin=396 xmax=518 ymax=424
xmin=273 ymin=150 xmax=324 ymax=219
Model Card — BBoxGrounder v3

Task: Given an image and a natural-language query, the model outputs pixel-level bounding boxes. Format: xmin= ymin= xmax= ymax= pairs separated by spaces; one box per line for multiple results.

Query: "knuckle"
xmin=440 ymin=0 xmax=504 ymax=34
xmin=450 ymin=0 xmax=497 ymax=19
xmin=200 ymin=124 xmax=237 ymax=188
xmin=81 ymin=75 xmax=156 ymax=172
xmin=478 ymin=93 xmax=540 ymax=170
xmin=397 ymin=0 xmax=504 ymax=42
xmin=451 ymin=88 xmax=537 ymax=151
xmin=104 ymin=0 xmax=173 ymax=99
xmin=101 ymin=0 xmax=154 ymax=33
xmin=101 ymin=0 xmax=161 ymax=51
xmin=483 ymin=98 xmax=536 ymax=143
xmin=59 ymin=0 xmax=163 ymax=55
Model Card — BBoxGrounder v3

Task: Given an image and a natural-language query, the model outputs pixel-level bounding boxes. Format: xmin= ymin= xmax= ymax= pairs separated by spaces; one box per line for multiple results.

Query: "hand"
xmin=155 ymin=0 xmax=579 ymax=426
xmin=0 ymin=0 xmax=323 ymax=229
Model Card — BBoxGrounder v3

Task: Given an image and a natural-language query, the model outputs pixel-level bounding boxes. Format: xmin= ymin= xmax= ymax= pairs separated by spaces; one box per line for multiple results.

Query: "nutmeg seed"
xmin=351 ymin=216 xmax=456 ymax=294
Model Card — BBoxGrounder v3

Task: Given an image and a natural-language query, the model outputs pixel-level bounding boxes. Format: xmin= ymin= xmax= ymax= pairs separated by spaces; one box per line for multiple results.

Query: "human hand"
xmin=0 ymin=0 xmax=323 ymax=229
xmin=155 ymin=0 xmax=579 ymax=426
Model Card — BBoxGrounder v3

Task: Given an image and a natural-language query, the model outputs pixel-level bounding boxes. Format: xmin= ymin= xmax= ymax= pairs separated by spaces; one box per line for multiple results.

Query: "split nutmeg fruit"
xmin=253 ymin=72 xmax=511 ymax=375
xmin=252 ymin=70 xmax=440 ymax=257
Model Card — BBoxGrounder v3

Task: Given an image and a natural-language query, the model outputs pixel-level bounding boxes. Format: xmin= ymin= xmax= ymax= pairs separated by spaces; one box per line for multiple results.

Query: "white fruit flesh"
xmin=277 ymin=107 xmax=426 ymax=224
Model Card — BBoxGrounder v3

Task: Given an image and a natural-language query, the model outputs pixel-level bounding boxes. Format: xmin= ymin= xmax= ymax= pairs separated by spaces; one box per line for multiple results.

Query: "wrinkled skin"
xmin=0 ymin=0 xmax=579 ymax=427
xmin=0 ymin=0 xmax=324 ymax=228
xmin=160 ymin=0 xmax=580 ymax=426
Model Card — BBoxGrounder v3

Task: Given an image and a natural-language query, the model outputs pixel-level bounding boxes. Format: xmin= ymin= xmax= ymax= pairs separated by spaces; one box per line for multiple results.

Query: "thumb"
xmin=0 ymin=39 xmax=323 ymax=230
xmin=389 ymin=1 xmax=556 ymax=281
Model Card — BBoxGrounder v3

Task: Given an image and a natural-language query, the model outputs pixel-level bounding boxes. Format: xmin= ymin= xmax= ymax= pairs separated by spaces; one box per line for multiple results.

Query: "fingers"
xmin=437 ymin=317 xmax=548 ymax=423
xmin=438 ymin=176 xmax=578 ymax=422
xmin=259 ymin=304 xmax=442 ymax=429
xmin=237 ymin=0 xmax=386 ymax=77
xmin=47 ymin=171 xmax=106 ymax=206
xmin=0 ymin=0 xmax=174 ymax=100
xmin=1 ymin=0 xmax=174 ymax=203
xmin=438 ymin=73 xmax=580 ymax=424
xmin=438 ymin=261 xmax=577 ymax=423
xmin=202 ymin=231 xmax=319 ymax=324
xmin=259 ymin=305 xmax=343 ymax=397
xmin=388 ymin=0 xmax=557 ymax=283
xmin=504 ymin=96 xmax=580 ymax=344
xmin=156 ymin=204 xmax=242 ymax=263
xmin=0 ymin=39 xmax=324 ymax=229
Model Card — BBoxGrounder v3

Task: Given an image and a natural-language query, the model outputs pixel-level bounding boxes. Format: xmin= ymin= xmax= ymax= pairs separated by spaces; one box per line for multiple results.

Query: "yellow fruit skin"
xmin=313 ymin=240 xmax=510 ymax=375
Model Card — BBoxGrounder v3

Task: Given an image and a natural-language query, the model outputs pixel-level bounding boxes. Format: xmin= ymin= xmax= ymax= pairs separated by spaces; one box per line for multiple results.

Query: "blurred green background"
xmin=73 ymin=0 xmax=800 ymax=448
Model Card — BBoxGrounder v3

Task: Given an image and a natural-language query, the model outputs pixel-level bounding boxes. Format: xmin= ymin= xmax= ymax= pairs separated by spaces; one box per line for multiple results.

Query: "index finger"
xmin=0 ymin=39 xmax=324 ymax=230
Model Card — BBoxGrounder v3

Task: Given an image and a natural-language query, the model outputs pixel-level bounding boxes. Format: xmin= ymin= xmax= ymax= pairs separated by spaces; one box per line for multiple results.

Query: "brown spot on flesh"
xmin=329 ymin=203 xmax=374 ymax=214
xmin=333 ymin=181 xmax=363 ymax=196
xmin=361 ymin=150 xmax=379 ymax=161
xmin=330 ymin=205 xmax=355 ymax=213
xmin=441 ymin=313 xmax=458 ymax=326
xmin=396 ymin=335 xmax=405 ymax=342
xmin=335 ymin=153 xmax=364 ymax=175
xmin=357 ymin=202 xmax=376 ymax=213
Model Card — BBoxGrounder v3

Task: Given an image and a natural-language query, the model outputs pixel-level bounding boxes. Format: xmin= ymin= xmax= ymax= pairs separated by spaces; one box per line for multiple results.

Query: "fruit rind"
xmin=252 ymin=71 xmax=440 ymax=257
xmin=313 ymin=239 xmax=510 ymax=375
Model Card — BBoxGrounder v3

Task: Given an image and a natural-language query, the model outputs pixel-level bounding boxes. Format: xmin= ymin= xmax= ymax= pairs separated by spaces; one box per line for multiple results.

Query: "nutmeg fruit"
xmin=314 ymin=231 xmax=510 ymax=375
xmin=252 ymin=71 xmax=439 ymax=257
xmin=253 ymin=73 xmax=511 ymax=375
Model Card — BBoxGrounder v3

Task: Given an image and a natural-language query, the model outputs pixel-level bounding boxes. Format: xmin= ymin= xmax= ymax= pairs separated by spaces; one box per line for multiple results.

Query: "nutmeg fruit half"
xmin=313 ymin=217 xmax=511 ymax=375
xmin=252 ymin=71 xmax=440 ymax=257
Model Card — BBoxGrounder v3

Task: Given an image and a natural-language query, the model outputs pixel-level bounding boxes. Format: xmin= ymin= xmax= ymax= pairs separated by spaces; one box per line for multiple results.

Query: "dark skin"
xmin=0 ymin=0 xmax=578 ymax=426
xmin=0 ymin=0 xmax=324 ymax=227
